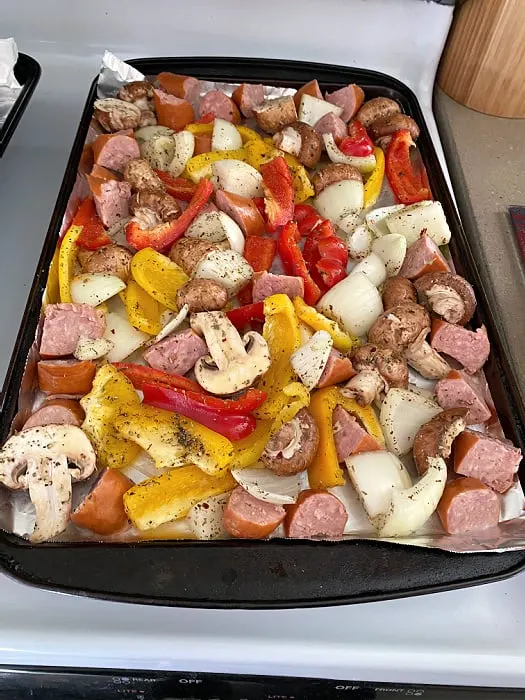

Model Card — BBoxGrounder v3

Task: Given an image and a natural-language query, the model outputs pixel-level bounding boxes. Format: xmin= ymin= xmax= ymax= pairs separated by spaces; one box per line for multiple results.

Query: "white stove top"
xmin=2 ymin=0 xmax=524 ymax=689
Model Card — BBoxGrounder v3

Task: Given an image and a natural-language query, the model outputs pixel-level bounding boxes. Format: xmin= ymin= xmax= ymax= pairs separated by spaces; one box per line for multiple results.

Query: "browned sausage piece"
xmin=223 ymin=487 xmax=286 ymax=539
xmin=414 ymin=272 xmax=477 ymax=326
xmin=168 ymin=238 xmax=219 ymax=276
xmin=78 ymin=244 xmax=133 ymax=283
xmin=437 ymin=477 xmax=500 ymax=535
xmin=398 ymin=232 xmax=450 ymax=280
xmin=253 ymin=96 xmax=298 ymax=135
xmin=176 ymin=279 xmax=228 ymax=313
xmin=88 ymin=177 xmax=131 ymax=229
xmin=40 ymin=303 xmax=106 ymax=358
xmin=368 ymin=113 xmax=420 ymax=142
xmin=435 ymin=370 xmax=492 ymax=426
xmin=285 ymin=490 xmax=348 ymax=539
xmin=23 ymin=398 xmax=85 ymax=430
xmin=382 ymin=277 xmax=417 ymax=309
xmin=314 ymin=112 xmax=348 ymax=145
xmin=71 ymin=469 xmax=133 ymax=536
xmin=260 ymin=408 xmax=319 ymax=476
xmin=312 ymin=163 xmax=362 ymax=196
xmin=199 ymin=91 xmax=241 ymax=123
xmin=157 ymin=72 xmax=202 ymax=102
xmin=232 ymin=83 xmax=265 ymax=118
xmin=430 ymin=321 xmax=490 ymax=375
xmin=38 ymin=360 xmax=97 ymax=396
xmin=355 ymin=97 xmax=401 ymax=128
xmin=412 ymin=408 xmax=468 ymax=475
xmin=293 ymin=79 xmax=323 ymax=109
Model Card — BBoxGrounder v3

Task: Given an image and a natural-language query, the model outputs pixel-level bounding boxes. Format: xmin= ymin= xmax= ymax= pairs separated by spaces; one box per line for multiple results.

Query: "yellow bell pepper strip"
xmin=184 ymin=147 xmax=248 ymax=183
xmin=270 ymin=382 xmax=310 ymax=433
xmin=244 ymin=139 xmax=314 ymax=204
xmin=293 ymin=297 xmax=360 ymax=353
xmin=114 ymin=403 xmax=233 ymax=476
xmin=184 ymin=122 xmax=213 ymax=136
xmin=44 ymin=247 xmax=60 ymax=306
xmin=308 ymin=387 xmax=385 ymax=489
xmin=124 ymin=465 xmax=235 ymax=531
xmin=131 ymin=247 xmax=188 ymax=311
xmin=125 ymin=280 xmax=164 ymax=335
xmin=254 ymin=294 xmax=302 ymax=421
xmin=236 ymin=125 xmax=261 ymax=144
xmin=58 ymin=225 xmax=82 ymax=303
xmin=364 ymin=146 xmax=385 ymax=209
xmin=80 ymin=364 xmax=141 ymax=470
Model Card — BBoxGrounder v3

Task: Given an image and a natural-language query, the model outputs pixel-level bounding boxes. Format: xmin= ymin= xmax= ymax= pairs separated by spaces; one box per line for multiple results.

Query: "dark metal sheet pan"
xmin=0 ymin=52 xmax=41 ymax=158
xmin=1 ymin=57 xmax=524 ymax=608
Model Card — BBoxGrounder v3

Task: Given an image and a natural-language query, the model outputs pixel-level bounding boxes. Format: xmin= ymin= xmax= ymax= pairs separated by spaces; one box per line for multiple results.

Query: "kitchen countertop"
xmin=434 ymin=87 xmax=525 ymax=414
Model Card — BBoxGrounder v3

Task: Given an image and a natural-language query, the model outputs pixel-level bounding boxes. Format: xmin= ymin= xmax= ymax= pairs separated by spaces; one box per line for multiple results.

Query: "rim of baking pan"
xmin=0 ymin=56 xmax=524 ymax=609
xmin=0 ymin=53 xmax=41 ymax=158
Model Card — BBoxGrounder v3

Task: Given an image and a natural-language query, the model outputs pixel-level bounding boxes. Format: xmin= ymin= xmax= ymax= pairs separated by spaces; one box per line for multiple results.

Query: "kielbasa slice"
xmin=23 ymin=398 xmax=85 ymax=430
xmin=199 ymin=91 xmax=241 ymax=124
xmin=332 ymin=405 xmax=382 ymax=462
xmin=430 ymin=320 xmax=490 ymax=374
xmin=40 ymin=303 xmax=106 ymax=358
xmin=252 ymin=271 xmax=304 ymax=303
xmin=92 ymin=133 xmax=140 ymax=173
xmin=454 ymin=430 xmax=522 ymax=493
xmin=437 ymin=477 xmax=500 ymax=535
xmin=435 ymin=370 xmax=492 ymax=426
xmin=317 ymin=350 xmax=356 ymax=388
xmin=313 ymin=112 xmax=348 ymax=145
xmin=232 ymin=83 xmax=265 ymax=118
xmin=215 ymin=190 xmax=265 ymax=237
xmin=285 ymin=490 xmax=348 ymax=539
xmin=223 ymin=487 xmax=285 ymax=539
xmin=143 ymin=329 xmax=207 ymax=376
xmin=325 ymin=84 xmax=364 ymax=122
xmin=398 ymin=232 xmax=450 ymax=280
xmin=72 ymin=469 xmax=133 ymax=536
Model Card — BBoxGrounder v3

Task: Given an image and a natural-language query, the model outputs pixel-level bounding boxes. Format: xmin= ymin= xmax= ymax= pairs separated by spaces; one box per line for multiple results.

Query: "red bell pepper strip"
xmin=146 ymin=385 xmax=266 ymax=414
xmin=316 ymin=258 xmax=347 ymax=288
xmin=339 ymin=120 xmax=374 ymax=157
xmin=72 ymin=198 xmax=111 ymax=250
xmin=113 ymin=363 xmax=203 ymax=394
xmin=260 ymin=156 xmax=294 ymax=233
xmin=126 ymin=178 xmax=214 ymax=250
xmin=153 ymin=170 xmax=197 ymax=201
xmin=227 ymin=301 xmax=265 ymax=329
xmin=278 ymin=222 xmax=321 ymax=305
xmin=196 ymin=112 xmax=215 ymax=124
xmin=385 ymin=129 xmax=432 ymax=205
xmin=237 ymin=236 xmax=277 ymax=305
xmin=253 ymin=196 xmax=267 ymax=223
xmin=142 ymin=383 xmax=257 ymax=441
xmin=303 ymin=230 xmax=348 ymax=293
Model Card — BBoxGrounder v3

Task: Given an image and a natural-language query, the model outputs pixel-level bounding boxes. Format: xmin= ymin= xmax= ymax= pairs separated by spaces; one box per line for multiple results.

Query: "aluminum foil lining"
xmin=2 ymin=52 xmax=524 ymax=554
xmin=0 ymin=38 xmax=21 ymax=130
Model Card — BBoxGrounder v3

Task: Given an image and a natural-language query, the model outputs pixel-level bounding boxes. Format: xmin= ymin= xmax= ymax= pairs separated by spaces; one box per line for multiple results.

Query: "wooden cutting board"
xmin=438 ymin=0 xmax=525 ymax=118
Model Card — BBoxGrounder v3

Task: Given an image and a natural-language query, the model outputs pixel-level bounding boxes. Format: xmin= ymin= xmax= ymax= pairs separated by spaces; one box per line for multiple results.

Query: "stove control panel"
xmin=0 ymin=667 xmax=524 ymax=699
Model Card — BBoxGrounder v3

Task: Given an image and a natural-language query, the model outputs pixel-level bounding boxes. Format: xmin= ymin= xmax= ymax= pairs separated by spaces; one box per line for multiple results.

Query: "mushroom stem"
xmin=342 ymin=368 xmax=385 ymax=406
xmin=425 ymin=284 xmax=464 ymax=324
xmin=404 ymin=336 xmax=450 ymax=380
xmin=27 ymin=454 xmax=72 ymax=543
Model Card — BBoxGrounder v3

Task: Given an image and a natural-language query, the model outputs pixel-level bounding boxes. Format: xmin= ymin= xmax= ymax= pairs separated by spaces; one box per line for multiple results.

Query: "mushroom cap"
xmin=312 ymin=162 xmax=362 ymax=196
xmin=290 ymin=121 xmax=322 ymax=168
xmin=382 ymin=277 xmax=417 ymax=310
xmin=355 ymin=97 xmax=401 ymax=128
xmin=368 ymin=302 xmax=430 ymax=349
xmin=0 ymin=425 xmax=96 ymax=490
xmin=414 ymin=272 xmax=476 ymax=326
xmin=118 ymin=80 xmax=154 ymax=102
xmin=368 ymin=113 xmax=420 ymax=142
xmin=123 ymin=158 xmax=164 ymax=192
xmin=413 ymin=408 xmax=467 ymax=475
xmin=351 ymin=343 xmax=408 ymax=388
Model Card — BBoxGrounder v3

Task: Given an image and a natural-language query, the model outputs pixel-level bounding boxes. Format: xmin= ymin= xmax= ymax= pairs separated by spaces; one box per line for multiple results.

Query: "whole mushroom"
xmin=343 ymin=343 xmax=408 ymax=406
xmin=273 ymin=121 xmax=322 ymax=168
xmin=190 ymin=311 xmax=271 ymax=395
xmin=414 ymin=271 xmax=477 ymax=326
xmin=368 ymin=302 xmax=450 ymax=380
xmin=93 ymin=98 xmax=142 ymax=132
xmin=0 ymin=425 xmax=96 ymax=543
xmin=260 ymin=409 xmax=320 ymax=476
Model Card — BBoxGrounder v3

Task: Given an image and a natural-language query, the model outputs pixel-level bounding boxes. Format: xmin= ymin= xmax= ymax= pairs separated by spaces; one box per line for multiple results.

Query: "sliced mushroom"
xmin=93 ymin=98 xmax=142 ymax=132
xmin=190 ymin=311 xmax=271 ymax=395
xmin=344 ymin=343 xmax=408 ymax=406
xmin=260 ymin=409 xmax=320 ymax=476
xmin=130 ymin=189 xmax=181 ymax=223
xmin=0 ymin=425 xmax=96 ymax=543
xmin=404 ymin=329 xmax=451 ymax=379
xmin=368 ymin=302 xmax=430 ymax=348
xmin=412 ymin=408 xmax=468 ymax=474
xmin=414 ymin=272 xmax=477 ymax=325
xmin=272 ymin=121 xmax=322 ymax=168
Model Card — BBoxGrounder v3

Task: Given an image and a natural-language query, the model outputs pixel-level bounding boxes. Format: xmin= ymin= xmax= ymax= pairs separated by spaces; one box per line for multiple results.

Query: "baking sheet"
xmin=1 ymin=52 xmax=524 ymax=555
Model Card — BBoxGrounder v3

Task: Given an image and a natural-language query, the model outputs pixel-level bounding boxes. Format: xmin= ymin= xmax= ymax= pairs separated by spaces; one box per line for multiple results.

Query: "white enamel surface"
xmin=3 ymin=0 xmax=520 ymax=690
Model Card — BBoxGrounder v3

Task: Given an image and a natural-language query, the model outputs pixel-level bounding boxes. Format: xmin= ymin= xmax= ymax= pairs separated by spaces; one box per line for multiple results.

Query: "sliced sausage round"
xmin=223 ymin=486 xmax=286 ymax=539
xmin=437 ymin=477 xmax=500 ymax=535
xmin=260 ymin=408 xmax=320 ymax=476
xmin=285 ymin=490 xmax=348 ymax=539
xmin=324 ymin=84 xmax=364 ymax=122
xmin=232 ymin=83 xmax=265 ymax=118
xmin=398 ymin=232 xmax=450 ymax=280
xmin=92 ymin=133 xmax=140 ymax=173
xmin=199 ymin=90 xmax=241 ymax=123
xmin=40 ymin=303 xmax=106 ymax=358
xmin=23 ymin=398 xmax=85 ymax=430
xmin=37 ymin=360 xmax=97 ymax=395
xmin=71 ymin=469 xmax=133 ymax=536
